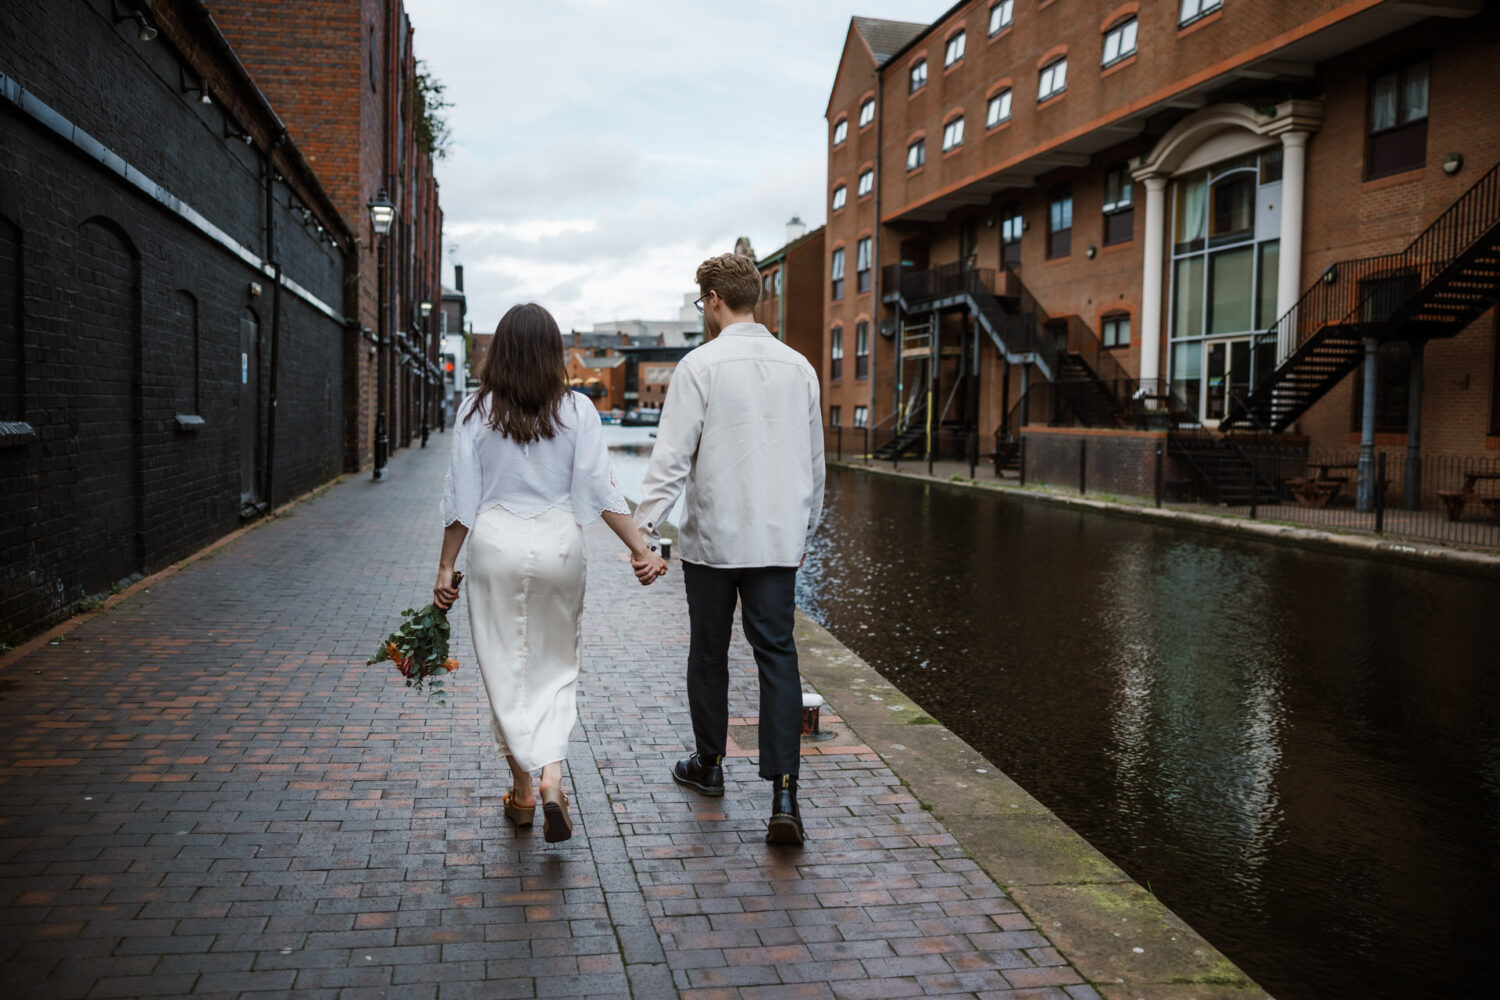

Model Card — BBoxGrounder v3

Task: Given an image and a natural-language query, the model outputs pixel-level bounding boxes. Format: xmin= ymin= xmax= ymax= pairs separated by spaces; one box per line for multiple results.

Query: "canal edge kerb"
xmin=829 ymin=459 xmax=1500 ymax=580
xmin=793 ymin=610 xmax=1274 ymax=1000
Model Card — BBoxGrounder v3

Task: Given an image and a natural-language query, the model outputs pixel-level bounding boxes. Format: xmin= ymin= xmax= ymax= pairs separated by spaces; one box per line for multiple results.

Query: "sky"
xmin=403 ymin=0 xmax=954 ymax=334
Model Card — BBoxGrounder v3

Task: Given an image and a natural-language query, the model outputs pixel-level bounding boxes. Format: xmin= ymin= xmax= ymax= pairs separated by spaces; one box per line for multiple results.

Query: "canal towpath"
xmin=0 ymin=437 xmax=1267 ymax=999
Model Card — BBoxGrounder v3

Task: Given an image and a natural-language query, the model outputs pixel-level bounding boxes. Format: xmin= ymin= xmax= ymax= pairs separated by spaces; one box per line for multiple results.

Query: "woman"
xmin=434 ymin=303 xmax=666 ymax=843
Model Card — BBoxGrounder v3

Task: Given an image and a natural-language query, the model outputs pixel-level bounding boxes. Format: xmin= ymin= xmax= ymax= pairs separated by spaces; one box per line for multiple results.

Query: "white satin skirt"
xmin=466 ymin=504 xmax=585 ymax=771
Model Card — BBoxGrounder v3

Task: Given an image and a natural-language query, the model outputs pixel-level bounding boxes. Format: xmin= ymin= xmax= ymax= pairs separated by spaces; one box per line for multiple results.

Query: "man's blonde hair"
xmin=695 ymin=253 xmax=761 ymax=313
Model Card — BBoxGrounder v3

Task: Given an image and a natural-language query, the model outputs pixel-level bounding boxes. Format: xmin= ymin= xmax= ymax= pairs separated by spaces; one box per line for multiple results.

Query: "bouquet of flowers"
xmin=368 ymin=571 xmax=461 ymax=705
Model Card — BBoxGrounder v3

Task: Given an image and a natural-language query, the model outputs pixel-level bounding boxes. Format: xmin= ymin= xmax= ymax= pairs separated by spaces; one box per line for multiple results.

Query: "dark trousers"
xmin=682 ymin=561 xmax=801 ymax=780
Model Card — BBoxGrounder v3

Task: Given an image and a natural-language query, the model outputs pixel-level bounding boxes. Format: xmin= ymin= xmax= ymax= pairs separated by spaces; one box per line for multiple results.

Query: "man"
xmin=632 ymin=252 xmax=824 ymax=845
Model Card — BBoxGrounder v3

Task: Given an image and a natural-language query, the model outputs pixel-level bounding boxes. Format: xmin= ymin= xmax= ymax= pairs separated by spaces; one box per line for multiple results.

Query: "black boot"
xmin=671 ymin=753 xmax=724 ymax=797
xmin=766 ymin=774 xmax=804 ymax=845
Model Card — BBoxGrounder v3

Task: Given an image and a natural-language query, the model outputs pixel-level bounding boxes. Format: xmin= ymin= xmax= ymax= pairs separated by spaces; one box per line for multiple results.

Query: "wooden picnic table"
xmin=1288 ymin=462 xmax=1360 ymax=507
xmin=1438 ymin=471 xmax=1500 ymax=521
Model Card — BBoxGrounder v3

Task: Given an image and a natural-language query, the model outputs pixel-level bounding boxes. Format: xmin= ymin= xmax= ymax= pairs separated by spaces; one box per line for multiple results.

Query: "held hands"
xmin=631 ymin=549 xmax=668 ymax=586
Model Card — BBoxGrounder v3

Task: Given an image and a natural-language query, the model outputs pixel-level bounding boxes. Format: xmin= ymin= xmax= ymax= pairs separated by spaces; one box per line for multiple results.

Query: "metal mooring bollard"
xmin=801 ymin=692 xmax=835 ymax=741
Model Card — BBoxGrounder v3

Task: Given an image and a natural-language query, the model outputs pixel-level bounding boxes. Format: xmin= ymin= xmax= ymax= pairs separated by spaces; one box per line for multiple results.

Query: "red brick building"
xmin=211 ymin=0 xmax=444 ymax=472
xmin=755 ymin=219 xmax=831 ymax=415
xmin=828 ymin=2 xmax=1500 ymax=503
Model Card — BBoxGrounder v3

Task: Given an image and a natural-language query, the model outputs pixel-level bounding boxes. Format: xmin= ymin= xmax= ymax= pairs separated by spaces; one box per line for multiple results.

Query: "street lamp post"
xmin=368 ymin=191 xmax=395 ymax=480
xmin=420 ymin=300 xmax=432 ymax=448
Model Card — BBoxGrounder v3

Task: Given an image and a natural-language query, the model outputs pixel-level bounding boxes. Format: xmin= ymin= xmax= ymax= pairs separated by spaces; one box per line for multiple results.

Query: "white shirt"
xmin=634 ymin=322 xmax=824 ymax=568
xmin=440 ymin=391 xmax=629 ymax=529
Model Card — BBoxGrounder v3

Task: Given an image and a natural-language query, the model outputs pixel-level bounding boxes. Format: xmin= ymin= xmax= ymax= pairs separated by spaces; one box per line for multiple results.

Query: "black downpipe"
xmin=262 ymin=129 xmax=288 ymax=511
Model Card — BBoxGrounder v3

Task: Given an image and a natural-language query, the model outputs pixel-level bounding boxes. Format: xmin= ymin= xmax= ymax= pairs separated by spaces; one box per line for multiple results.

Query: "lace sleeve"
xmin=570 ymin=398 xmax=630 ymax=524
xmin=440 ymin=403 xmax=481 ymax=529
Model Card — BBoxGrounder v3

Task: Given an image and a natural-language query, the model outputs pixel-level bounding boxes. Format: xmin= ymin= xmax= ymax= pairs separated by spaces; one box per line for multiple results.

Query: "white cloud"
xmin=405 ymin=0 xmax=954 ymax=332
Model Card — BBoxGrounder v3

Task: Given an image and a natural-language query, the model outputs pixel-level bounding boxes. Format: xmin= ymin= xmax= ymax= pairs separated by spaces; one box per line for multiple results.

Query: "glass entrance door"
xmin=1203 ymin=338 xmax=1251 ymax=426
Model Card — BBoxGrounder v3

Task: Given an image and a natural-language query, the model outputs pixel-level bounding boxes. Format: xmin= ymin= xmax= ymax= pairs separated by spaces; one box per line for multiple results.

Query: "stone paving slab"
xmin=1 ymin=438 xmax=1200 ymax=998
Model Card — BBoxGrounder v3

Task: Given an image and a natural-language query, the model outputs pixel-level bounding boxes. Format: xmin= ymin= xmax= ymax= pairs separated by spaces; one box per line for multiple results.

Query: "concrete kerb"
xmin=830 ymin=458 xmax=1500 ymax=580
xmin=792 ymin=612 xmax=1273 ymax=1000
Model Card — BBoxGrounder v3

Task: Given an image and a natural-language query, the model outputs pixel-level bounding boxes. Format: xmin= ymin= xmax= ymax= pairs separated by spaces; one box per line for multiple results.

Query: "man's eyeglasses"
xmin=694 ymin=292 xmax=712 ymax=314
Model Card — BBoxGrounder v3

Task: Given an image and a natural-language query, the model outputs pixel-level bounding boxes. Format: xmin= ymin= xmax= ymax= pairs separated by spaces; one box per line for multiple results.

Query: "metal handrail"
xmin=1254 ymin=156 xmax=1500 ymax=392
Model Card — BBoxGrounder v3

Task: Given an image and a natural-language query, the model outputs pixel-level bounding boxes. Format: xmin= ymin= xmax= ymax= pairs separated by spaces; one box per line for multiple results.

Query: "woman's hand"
xmin=434 ymin=565 xmax=461 ymax=610
xmin=631 ymin=551 xmax=668 ymax=586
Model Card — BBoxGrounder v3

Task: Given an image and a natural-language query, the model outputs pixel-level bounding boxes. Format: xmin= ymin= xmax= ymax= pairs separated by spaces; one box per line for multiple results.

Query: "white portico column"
xmin=1137 ymin=174 xmax=1169 ymax=398
xmin=1275 ymin=130 xmax=1310 ymax=360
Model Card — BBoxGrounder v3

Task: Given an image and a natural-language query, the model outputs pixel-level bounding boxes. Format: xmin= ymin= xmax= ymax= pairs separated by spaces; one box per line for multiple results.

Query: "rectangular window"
xmin=1179 ymin=0 xmax=1221 ymax=26
xmin=1001 ymin=205 xmax=1023 ymax=268
xmin=907 ymin=139 xmax=925 ymax=171
xmin=1174 ymin=175 xmax=1207 ymax=253
xmin=774 ymin=269 xmax=782 ymax=295
xmin=1256 ymin=241 xmax=1280 ymax=328
xmin=1171 ymin=340 xmax=1202 ymax=414
xmin=858 ymin=169 xmax=874 ymax=196
xmin=853 ymin=405 xmax=868 ymax=428
xmin=855 ymin=321 xmax=869 ymax=378
xmin=942 ymin=117 xmax=965 ymax=151
xmin=1209 ymin=173 xmax=1254 ymax=246
xmin=1038 ymin=58 xmax=1067 ymax=101
xmin=945 ymin=31 xmax=966 ymax=67
xmin=1173 ymin=256 xmax=1205 ymax=339
xmin=1047 ymin=187 xmax=1072 ymax=259
xmin=1208 ymin=247 xmax=1254 ymax=335
xmin=831 ymin=185 xmax=847 ymax=211
xmin=831 ymin=249 xmax=845 ymax=301
xmin=832 ymin=119 xmax=848 ymax=146
xmin=1103 ymin=165 xmax=1134 ymax=245
xmin=859 ymin=98 xmax=875 ymax=127
xmin=830 ymin=405 xmax=842 ymax=426
xmin=763 ymin=272 xmax=773 ymax=295
xmin=1102 ymin=314 xmax=1131 ymax=348
xmin=1367 ymin=60 xmax=1429 ymax=178
xmin=910 ymin=59 xmax=928 ymax=93
xmin=856 ymin=237 xmax=871 ymax=293
xmin=987 ymin=89 xmax=1012 ymax=128
xmin=831 ymin=327 xmax=844 ymax=381
xmin=989 ymin=0 xmax=1014 ymax=35
xmin=1102 ymin=18 xmax=1138 ymax=67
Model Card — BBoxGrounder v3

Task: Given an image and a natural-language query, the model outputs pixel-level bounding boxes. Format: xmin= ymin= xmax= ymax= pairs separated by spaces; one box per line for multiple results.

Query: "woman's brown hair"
xmin=465 ymin=302 xmax=569 ymax=443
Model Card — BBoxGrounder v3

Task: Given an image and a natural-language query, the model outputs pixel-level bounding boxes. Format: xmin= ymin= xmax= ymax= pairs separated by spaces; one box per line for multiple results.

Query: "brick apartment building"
xmin=828 ymin=1 xmax=1500 ymax=502
xmin=755 ymin=217 xmax=830 ymax=412
xmin=211 ymin=0 xmax=444 ymax=472
xmin=1 ymin=0 xmax=353 ymax=632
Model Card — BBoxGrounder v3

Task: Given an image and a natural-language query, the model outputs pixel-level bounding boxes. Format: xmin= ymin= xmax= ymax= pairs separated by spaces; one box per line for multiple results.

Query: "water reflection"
xmin=796 ymin=466 xmax=1499 ymax=1000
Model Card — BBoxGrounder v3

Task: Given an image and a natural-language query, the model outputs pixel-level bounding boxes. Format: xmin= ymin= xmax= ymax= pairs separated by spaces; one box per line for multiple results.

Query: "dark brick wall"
xmin=1021 ymin=428 xmax=1164 ymax=498
xmin=0 ymin=0 xmax=348 ymax=637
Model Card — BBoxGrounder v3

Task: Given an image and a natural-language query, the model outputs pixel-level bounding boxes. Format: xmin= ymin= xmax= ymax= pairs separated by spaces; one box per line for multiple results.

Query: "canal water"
xmin=604 ymin=433 xmax=1497 ymax=998
xmin=788 ymin=467 xmax=1498 ymax=1000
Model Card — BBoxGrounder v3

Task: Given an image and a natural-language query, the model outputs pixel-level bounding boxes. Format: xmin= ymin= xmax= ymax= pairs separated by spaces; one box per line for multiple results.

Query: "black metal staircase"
xmin=871 ymin=394 xmax=928 ymax=460
xmin=1223 ymin=157 xmax=1500 ymax=433
xmin=1170 ymin=430 xmax=1279 ymax=506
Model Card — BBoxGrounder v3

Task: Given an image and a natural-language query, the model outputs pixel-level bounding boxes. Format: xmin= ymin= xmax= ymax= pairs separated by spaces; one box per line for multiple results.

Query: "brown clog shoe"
xmin=540 ymin=787 xmax=572 ymax=843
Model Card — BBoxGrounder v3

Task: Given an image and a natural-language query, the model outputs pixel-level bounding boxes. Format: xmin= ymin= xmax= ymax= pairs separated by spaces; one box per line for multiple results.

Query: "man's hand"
xmin=434 ymin=565 xmax=461 ymax=610
xmin=631 ymin=551 xmax=668 ymax=586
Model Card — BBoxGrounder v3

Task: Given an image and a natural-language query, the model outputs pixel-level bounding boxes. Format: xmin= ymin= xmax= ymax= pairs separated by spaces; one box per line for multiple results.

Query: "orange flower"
xmin=444 ymin=658 xmax=459 ymax=673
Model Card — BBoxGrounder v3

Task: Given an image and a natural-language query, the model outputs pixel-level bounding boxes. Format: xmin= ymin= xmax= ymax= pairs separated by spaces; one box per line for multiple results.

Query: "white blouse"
xmin=440 ymin=391 xmax=630 ymax=529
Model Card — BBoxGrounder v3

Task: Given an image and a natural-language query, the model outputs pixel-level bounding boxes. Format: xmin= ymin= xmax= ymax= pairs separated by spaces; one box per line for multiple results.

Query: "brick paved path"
xmin=0 ymin=440 xmax=1096 ymax=999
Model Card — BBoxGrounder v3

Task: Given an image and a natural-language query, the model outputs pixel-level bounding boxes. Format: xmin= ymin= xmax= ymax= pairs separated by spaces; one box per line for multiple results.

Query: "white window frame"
xmin=986 ymin=89 xmax=1012 ymax=128
xmin=944 ymin=31 xmax=966 ymax=67
xmin=988 ymin=0 xmax=1014 ymax=35
xmin=832 ymin=118 xmax=848 ymax=146
xmin=1102 ymin=17 xmax=1138 ymax=67
xmin=1179 ymin=0 xmax=1222 ymax=26
xmin=857 ymin=169 xmax=874 ymax=196
xmin=907 ymin=139 xmax=925 ymax=171
xmin=853 ymin=405 xmax=868 ymax=428
xmin=858 ymin=98 xmax=875 ymax=127
xmin=831 ymin=185 xmax=847 ymax=211
xmin=1101 ymin=313 xmax=1131 ymax=348
xmin=942 ymin=117 xmax=965 ymax=152
xmin=856 ymin=237 xmax=871 ymax=274
xmin=1038 ymin=58 xmax=1067 ymax=101
xmin=910 ymin=59 xmax=928 ymax=93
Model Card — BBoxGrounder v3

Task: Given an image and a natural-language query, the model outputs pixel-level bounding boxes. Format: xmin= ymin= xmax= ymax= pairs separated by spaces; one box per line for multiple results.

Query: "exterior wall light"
xmin=420 ymin=301 xmax=432 ymax=316
xmin=1086 ymin=245 xmax=1097 ymax=259
xmin=1322 ymin=265 xmax=1338 ymax=285
xmin=1442 ymin=153 xmax=1463 ymax=175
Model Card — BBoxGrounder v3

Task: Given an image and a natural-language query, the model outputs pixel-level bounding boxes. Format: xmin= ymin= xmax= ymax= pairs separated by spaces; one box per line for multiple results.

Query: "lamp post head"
xmin=368 ymin=190 xmax=396 ymax=236
xmin=420 ymin=301 xmax=432 ymax=316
